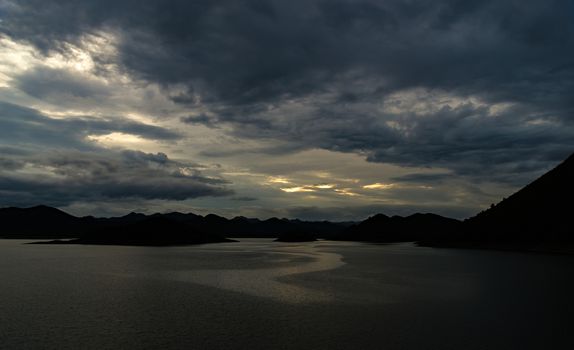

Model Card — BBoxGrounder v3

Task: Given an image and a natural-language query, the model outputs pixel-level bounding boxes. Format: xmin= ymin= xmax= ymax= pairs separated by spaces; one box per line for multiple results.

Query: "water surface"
xmin=1 ymin=239 xmax=573 ymax=349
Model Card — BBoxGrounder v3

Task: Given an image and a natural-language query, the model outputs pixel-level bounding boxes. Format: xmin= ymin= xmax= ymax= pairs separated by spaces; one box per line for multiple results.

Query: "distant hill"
xmin=335 ymin=152 xmax=574 ymax=247
xmin=0 ymin=205 xmax=351 ymax=244
xmin=0 ymin=205 xmax=90 ymax=238
xmin=336 ymin=213 xmax=461 ymax=242
xmin=462 ymin=152 xmax=574 ymax=242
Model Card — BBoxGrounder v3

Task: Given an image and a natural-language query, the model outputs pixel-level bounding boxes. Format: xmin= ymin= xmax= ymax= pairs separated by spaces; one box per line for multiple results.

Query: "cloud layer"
xmin=0 ymin=102 xmax=231 ymax=207
xmin=0 ymin=0 xmax=572 ymax=218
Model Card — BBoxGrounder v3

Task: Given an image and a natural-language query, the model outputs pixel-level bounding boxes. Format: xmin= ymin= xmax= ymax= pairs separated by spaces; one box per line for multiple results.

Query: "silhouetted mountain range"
xmin=336 ymin=152 xmax=574 ymax=248
xmin=2 ymin=152 xmax=573 ymax=249
xmin=336 ymin=213 xmax=461 ymax=242
xmin=69 ymin=217 xmax=235 ymax=246
xmin=0 ymin=205 xmax=351 ymax=245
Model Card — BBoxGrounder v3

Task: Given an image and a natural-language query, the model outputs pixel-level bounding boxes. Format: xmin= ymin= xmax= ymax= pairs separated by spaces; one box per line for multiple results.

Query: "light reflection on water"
xmin=2 ymin=239 xmax=574 ymax=349
xmin=113 ymin=240 xmax=346 ymax=303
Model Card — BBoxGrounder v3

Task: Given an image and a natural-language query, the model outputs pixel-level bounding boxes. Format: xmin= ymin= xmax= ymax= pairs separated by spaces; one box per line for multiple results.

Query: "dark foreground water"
xmin=1 ymin=239 xmax=573 ymax=349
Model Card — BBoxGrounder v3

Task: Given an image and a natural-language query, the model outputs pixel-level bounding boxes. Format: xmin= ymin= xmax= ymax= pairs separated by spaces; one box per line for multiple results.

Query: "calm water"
xmin=1 ymin=239 xmax=573 ymax=349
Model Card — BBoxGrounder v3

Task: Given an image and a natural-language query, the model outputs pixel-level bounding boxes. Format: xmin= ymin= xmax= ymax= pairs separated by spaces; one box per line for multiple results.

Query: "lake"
xmin=1 ymin=239 xmax=573 ymax=349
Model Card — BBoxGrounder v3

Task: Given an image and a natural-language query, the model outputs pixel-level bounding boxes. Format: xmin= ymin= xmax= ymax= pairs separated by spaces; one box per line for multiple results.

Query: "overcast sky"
xmin=0 ymin=0 xmax=572 ymax=220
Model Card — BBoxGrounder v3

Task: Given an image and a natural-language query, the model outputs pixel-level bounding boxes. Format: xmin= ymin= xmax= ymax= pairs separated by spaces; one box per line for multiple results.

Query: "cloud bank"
xmin=0 ymin=102 xmax=232 ymax=207
xmin=0 ymin=0 xmax=572 ymax=218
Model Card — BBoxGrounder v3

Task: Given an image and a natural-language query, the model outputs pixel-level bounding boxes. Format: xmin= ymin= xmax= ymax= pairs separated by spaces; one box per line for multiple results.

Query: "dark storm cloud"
xmin=218 ymin=101 xmax=574 ymax=185
xmin=15 ymin=66 xmax=110 ymax=101
xmin=0 ymin=101 xmax=232 ymax=207
xmin=4 ymin=0 xmax=572 ymax=105
xmin=0 ymin=101 xmax=180 ymax=150
xmin=180 ymin=114 xmax=219 ymax=128
xmin=0 ymin=158 xmax=24 ymax=170
xmin=232 ymin=196 xmax=258 ymax=202
xmin=364 ymin=104 xmax=574 ymax=184
xmin=2 ymin=0 xmax=574 ymax=184
xmin=0 ymin=150 xmax=232 ymax=207
xmin=391 ymin=173 xmax=454 ymax=184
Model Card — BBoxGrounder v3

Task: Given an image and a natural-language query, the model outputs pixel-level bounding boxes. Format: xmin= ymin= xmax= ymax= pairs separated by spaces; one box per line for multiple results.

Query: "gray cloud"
xmin=0 ymin=101 xmax=181 ymax=150
xmin=231 ymin=196 xmax=258 ymax=202
xmin=0 ymin=150 xmax=232 ymax=207
xmin=3 ymin=0 xmax=572 ymax=105
xmin=218 ymin=100 xmax=574 ymax=185
xmin=0 ymin=101 xmax=231 ymax=207
xmin=363 ymin=104 xmax=574 ymax=184
xmin=15 ymin=66 xmax=110 ymax=101
xmin=0 ymin=158 xmax=24 ymax=171
xmin=180 ymin=114 xmax=219 ymax=128
xmin=391 ymin=173 xmax=454 ymax=184
xmin=1 ymin=0 xmax=573 ymax=214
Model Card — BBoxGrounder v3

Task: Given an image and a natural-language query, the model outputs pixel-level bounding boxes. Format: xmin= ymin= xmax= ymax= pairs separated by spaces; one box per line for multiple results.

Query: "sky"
xmin=0 ymin=0 xmax=572 ymax=220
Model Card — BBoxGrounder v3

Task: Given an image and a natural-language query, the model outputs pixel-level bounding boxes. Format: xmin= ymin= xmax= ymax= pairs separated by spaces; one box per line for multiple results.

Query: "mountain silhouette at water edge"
xmin=0 ymin=206 xmax=350 ymax=245
xmin=2 ymin=152 xmax=573 ymax=250
xmin=465 ymin=153 xmax=574 ymax=240
xmin=328 ymin=152 xmax=574 ymax=252
xmin=335 ymin=213 xmax=461 ymax=242
xmin=420 ymin=152 xmax=574 ymax=252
